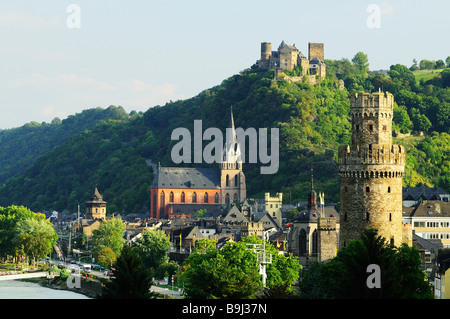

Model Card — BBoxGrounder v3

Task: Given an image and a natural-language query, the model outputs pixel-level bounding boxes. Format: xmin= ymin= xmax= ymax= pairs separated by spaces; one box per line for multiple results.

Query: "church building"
xmin=150 ymin=108 xmax=246 ymax=219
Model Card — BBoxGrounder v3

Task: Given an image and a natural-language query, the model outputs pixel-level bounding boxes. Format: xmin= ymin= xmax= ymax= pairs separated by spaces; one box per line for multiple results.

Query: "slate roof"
xmin=409 ymin=201 xmax=450 ymax=218
xmin=152 ymin=167 xmax=221 ymax=189
xmin=403 ymin=187 xmax=449 ymax=201
xmin=295 ymin=205 xmax=339 ymax=223
xmin=169 ymin=203 xmax=224 ymax=215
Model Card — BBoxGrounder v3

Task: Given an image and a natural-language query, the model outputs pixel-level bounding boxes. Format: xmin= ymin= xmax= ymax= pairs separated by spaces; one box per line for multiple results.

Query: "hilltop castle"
xmin=257 ymin=41 xmax=326 ymax=78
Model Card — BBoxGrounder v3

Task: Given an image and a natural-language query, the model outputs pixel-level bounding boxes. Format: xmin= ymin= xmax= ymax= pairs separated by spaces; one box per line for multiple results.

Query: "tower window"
xmin=365 ymin=186 xmax=370 ymax=193
xmin=366 ymin=212 xmax=370 ymax=221
xmin=226 ymin=175 xmax=229 ymax=187
xmin=383 ymin=125 xmax=387 ymax=131
xmin=389 ymin=213 xmax=392 ymax=221
xmin=388 ymin=187 xmax=391 ymax=193
xmin=368 ymin=124 xmax=373 ymax=131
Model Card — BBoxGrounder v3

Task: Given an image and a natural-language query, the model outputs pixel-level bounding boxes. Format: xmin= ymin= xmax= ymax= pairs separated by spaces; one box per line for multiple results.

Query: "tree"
xmin=97 ymin=247 xmax=117 ymax=269
xmin=181 ymin=239 xmax=261 ymax=298
xmin=299 ymin=229 xmax=433 ymax=299
xmin=240 ymin=235 xmax=300 ymax=291
xmin=133 ymin=229 xmax=170 ymax=270
xmin=352 ymin=52 xmax=369 ymax=77
xmin=0 ymin=206 xmax=56 ymax=261
xmin=446 ymin=56 xmax=450 ymax=68
xmin=102 ymin=244 xmax=154 ymax=299
xmin=14 ymin=218 xmax=57 ymax=265
xmin=90 ymin=218 xmax=125 ymax=258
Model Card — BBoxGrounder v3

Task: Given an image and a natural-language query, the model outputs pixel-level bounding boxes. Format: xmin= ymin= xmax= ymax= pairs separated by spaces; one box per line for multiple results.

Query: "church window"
xmin=226 ymin=175 xmax=229 ymax=187
xmin=312 ymin=230 xmax=318 ymax=255
xmin=214 ymin=192 xmax=219 ymax=203
xmin=192 ymin=192 xmax=197 ymax=203
xmin=181 ymin=192 xmax=185 ymax=203
xmin=234 ymin=194 xmax=238 ymax=202
xmin=225 ymin=193 xmax=230 ymax=204
xmin=299 ymin=229 xmax=307 ymax=255
xmin=204 ymin=192 xmax=209 ymax=203
xmin=234 ymin=175 xmax=238 ymax=187
xmin=169 ymin=192 xmax=174 ymax=203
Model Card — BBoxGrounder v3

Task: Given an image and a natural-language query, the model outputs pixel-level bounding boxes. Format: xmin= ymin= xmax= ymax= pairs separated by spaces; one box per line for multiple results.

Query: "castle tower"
xmin=308 ymin=43 xmax=324 ymax=61
xmin=338 ymin=92 xmax=406 ymax=247
xmin=261 ymin=42 xmax=272 ymax=61
xmin=86 ymin=187 xmax=107 ymax=220
xmin=220 ymin=107 xmax=246 ymax=204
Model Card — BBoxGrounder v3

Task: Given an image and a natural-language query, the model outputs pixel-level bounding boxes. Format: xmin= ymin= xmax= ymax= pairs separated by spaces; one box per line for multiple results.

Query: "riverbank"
xmin=20 ymin=276 xmax=103 ymax=299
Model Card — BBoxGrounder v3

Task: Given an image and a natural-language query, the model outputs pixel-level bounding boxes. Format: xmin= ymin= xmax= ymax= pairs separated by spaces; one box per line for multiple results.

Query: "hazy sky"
xmin=0 ymin=0 xmax=449 ymax=129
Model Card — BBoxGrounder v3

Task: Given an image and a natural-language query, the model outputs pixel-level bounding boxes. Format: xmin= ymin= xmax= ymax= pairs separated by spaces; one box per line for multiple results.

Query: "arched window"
xmin=234 ymin=174 xmax=238 ymax=187
xmin=312 ymin=230 xmax=318 ymax=255
xmin=299 ymin=229 xmax=307 ymax=255
xmin=226 ymin=175 xmax=229 ymax=187
xmin=214 ymin=192 xmax=219 ymax=203
xmin=160 ymin=191 xmax=165 ymax=217
xmin=225 ymin=193 xmax=230 ymax=204
xmin=204 ymin=192 xmax=209 ymax=203
xmin=169 ymin=192 xmax=174 ymax=203
xmin=233 ymin=193 xmax=238 ymax=202
xmin=192 ymin=192 xmax=197 ymax=203
xmin=181 ymin=192 xmax=185 ymax=203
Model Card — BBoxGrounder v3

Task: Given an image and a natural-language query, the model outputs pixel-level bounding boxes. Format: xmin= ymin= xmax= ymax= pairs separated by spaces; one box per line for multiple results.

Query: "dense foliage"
xmin=0 ymin=53 xmax=448 ymax=214
xmin=0 ymin=205 xmax=58 ymax=262
xmin=299 ymin=229 xmax=433 ymax=299
xmin=180 ymin=236 xmax=300 ymax=299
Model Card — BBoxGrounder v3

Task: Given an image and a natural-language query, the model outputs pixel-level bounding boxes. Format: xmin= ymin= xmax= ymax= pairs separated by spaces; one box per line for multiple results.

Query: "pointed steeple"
xmin=307 ymin=168 xmax=317 ymax=209
xmin=221 ymin=106 xmax=242 ymax=169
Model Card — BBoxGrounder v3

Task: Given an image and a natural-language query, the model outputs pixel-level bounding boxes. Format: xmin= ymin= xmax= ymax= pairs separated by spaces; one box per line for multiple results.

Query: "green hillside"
xmin=0 ymin=105 xmax=133 ymax=184
xmin=0 ymin=54 xmax=448 ymax=215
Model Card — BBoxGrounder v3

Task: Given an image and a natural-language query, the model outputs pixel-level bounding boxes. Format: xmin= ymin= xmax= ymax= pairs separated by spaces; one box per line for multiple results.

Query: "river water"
xmin=0 ymin=280 xmax=90 ymax=299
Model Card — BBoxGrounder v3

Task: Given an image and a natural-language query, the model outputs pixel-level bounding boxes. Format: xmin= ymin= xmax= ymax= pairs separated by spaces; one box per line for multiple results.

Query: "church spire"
xmin=221 ymin=106 xmax=242 ymax=169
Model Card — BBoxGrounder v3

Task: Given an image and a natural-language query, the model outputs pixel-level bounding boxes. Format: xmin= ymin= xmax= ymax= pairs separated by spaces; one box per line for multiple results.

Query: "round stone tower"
xmin=338 ymin=92 xmax=406 ymax=247
xmin=260 ymin=42 xmax=272 ymax=61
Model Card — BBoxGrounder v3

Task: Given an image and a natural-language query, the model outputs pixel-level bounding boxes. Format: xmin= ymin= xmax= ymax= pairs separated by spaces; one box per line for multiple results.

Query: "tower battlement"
xmin=338 ymin=144 xmax=406 ymax=166
xmin=350 ymin=92 xmax=394 ymax=111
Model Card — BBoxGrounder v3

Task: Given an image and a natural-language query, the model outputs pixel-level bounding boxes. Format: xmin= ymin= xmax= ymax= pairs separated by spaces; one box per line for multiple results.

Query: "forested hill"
xmin=0 ymin=105 xmax=134 ymax=184
xmin=0 ymin=53 xmax=449 ymax=215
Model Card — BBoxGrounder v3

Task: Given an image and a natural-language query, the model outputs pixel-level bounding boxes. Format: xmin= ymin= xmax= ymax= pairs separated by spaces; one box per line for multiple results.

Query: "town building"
xmin=403 ymin=187 xmax=450 ymax=207
xmin=403 ymin=200 xmax=450 ymax=248
xmin=287 ymin=172 xmax=339 ymax=266
xmin=150 ymin=108 xmax=246 ymax=219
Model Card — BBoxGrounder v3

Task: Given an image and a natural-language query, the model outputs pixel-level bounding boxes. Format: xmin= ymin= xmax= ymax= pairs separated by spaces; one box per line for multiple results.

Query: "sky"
xmin=0 ymin=0 xmax=449 ymax=129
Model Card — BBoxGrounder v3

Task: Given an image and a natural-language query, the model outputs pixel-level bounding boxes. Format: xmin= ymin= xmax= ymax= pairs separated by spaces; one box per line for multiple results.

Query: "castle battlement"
xmin=338 ymin=144 xmax=406 ymax=167
xmin=350 ymin=92 xmax=394 ymax=110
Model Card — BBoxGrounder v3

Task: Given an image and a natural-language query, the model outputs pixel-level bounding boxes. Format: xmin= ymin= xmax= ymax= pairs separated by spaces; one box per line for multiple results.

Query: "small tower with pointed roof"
xmin=86 ymin=188 xmax=107 ymax=220
xmin=220 ymin=107 xmax=246 ymax=204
